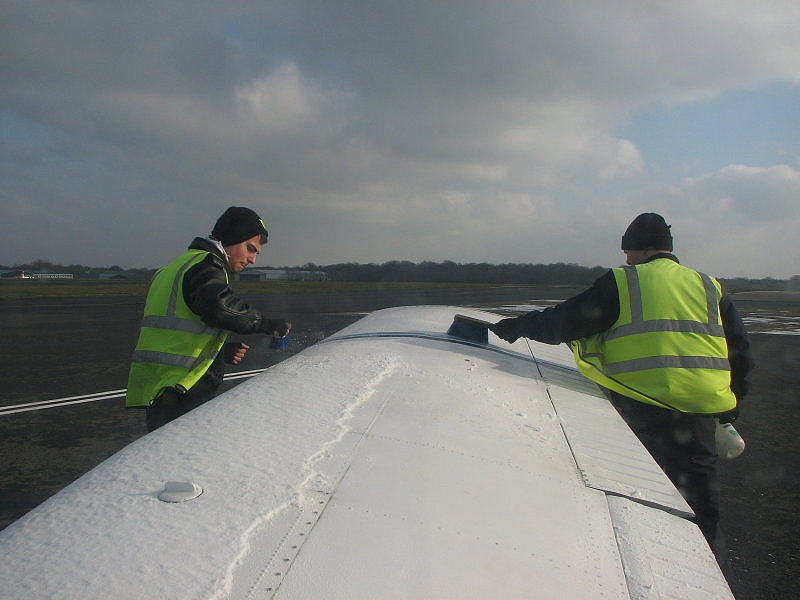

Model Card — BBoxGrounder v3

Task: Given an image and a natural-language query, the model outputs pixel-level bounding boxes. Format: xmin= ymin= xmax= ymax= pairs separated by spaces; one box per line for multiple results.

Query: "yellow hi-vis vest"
xmin=569 ymin=258 xmax=736 ymax=413
xmin=126 ymin=250 xmax=229 ymax=407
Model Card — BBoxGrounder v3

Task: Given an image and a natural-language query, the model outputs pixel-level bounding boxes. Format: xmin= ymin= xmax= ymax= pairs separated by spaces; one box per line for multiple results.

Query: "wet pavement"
xmin=1 ymin=286 xmax=798 ymax=599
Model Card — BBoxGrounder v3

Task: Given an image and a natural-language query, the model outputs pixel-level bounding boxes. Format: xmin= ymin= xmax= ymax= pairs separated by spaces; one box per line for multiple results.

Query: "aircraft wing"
xmin=0 ymin=306 xmax=733 ymax=599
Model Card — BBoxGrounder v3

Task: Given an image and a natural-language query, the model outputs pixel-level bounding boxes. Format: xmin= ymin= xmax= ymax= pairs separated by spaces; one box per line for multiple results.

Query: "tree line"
xmin=299 ymin=261 xmax=799 ymax=290
xmin=312 ymin=260 xmax=609 ymax=285
xmin=3 ymin=258 xmax=797 ymax=290
xmin=0 ymin=259 xmax=157 ymax=280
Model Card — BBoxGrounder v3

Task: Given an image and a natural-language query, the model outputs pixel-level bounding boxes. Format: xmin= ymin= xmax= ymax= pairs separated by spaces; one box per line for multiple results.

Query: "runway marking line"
xmin=0 ymin=369 xmax=267 ymax=416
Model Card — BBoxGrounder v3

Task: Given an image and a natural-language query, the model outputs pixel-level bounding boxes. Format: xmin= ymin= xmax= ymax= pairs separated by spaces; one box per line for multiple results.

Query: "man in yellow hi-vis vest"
xmin=491 ymin=213 xmax=753 ymax=575
xmin=127 ymin=206 xmax=291 ymax=431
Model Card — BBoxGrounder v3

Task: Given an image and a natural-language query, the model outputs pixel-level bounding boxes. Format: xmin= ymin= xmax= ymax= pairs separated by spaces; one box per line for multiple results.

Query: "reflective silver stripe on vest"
xmin=700 ymin=272 xmax=720 ymax=326
xmin=139 ymin=251 xmax=223 ymax=338
xmin=131 ymin=350 xmax=200 ymax=370
xmin=140 ymin=315 xmax=218 ymax=336
xmin=599 ymin=266 xmax=729 ymax=374
xmin=604 ymin=355 xmax=731 ymax=374
xmin=618 ymin=265 xmax=721 ymax=332
xmin=603 ymin=319 xmax=725 ymax=342
xmin=624 ymin=266 xmax=643 ymax=322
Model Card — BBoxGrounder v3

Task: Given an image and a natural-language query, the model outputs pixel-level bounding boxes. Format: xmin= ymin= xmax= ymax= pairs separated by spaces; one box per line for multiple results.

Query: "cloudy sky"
xmin=2 ymin=1 xmax=799 ymax=278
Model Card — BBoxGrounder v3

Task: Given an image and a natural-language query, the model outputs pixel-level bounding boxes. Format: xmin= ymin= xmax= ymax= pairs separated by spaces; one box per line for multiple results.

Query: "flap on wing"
xmin=606 ymin=496 xmax=733 ymax=599
xmin=527 ymin=339 xmax=694 ymax=518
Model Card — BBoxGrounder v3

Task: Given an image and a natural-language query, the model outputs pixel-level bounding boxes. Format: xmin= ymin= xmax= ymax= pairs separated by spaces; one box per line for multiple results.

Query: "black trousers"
xmin=145 ymin=358 xmax=224 ymax=432
xmin=608 ymin=392 xmax=730 ymax=574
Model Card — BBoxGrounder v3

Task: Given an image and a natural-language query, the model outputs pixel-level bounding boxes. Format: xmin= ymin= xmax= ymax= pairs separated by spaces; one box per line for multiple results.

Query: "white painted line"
xmin=0 ymin=369 xmax=267 ymax=416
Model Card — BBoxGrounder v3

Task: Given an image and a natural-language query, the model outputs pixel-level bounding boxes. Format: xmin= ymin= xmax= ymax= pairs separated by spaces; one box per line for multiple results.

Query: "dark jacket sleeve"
xmin=720 ymin=294 xmax=754 ymax=399
xmin=514 ymin=270 xmax=620 ymax=344
xmin=181 ymin=254 xmax=273 ymax=335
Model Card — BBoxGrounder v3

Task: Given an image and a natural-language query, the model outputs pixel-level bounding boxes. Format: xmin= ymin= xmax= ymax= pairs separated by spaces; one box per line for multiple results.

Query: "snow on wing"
xmin=0 ymin=306 xmax=733 ymax=600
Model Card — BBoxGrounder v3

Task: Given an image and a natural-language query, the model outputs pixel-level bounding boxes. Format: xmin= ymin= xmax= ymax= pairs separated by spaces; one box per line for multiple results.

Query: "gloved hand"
xmin=263 ymin=319 xmax=291 ymax=337
xmin=717 ymin=407 xmax=739 ymax=424
xmin=489 ymin=318 xmax=522 ymax=343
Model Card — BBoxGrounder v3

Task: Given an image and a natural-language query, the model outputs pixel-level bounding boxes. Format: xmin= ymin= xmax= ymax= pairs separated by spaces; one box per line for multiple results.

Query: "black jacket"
xmin=182 ymin=237 xmax=279 ymax=336
xmin=509 ymin=254 xmax=754 ymax=398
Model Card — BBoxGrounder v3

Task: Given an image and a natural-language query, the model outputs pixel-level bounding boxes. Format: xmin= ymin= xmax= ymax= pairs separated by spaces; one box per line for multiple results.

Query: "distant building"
xmin=238 ymin=269 xmax=289 ymax=282
xmin=0 ymin=270 xmax=73 ymax=279
xmin=237 ymin=268 xmax=329 ymax=282
xmin=287 ymin=270 xmax=329 ymax=282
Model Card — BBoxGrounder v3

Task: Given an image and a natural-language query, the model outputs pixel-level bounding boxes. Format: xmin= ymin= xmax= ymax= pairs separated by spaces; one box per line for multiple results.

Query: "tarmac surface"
xmin=1 ymin=285 xmax=798 ymax=600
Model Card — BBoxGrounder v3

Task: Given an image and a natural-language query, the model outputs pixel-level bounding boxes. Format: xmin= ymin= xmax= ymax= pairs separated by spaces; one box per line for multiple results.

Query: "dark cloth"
xmin=145 ymin=353 xmax=225 ymax=432
xmin=492 ymin=253 xmax=753 ymax=574
xmin=512 ymin=268 xmax=620 ymax=343
xmin=503 ymin=254 xmax=753 ymax=398
xmin=608 ymin=391 xmax=730 ymax=575
xmin=143 ymin=238 xmax=285 ymax=431
xmin=720 ymin=292 xmax=753 ymax=400
xmin=211 ymin=206 xmax=268 ymax=246
xmin=621 ymin=212 xmax=673 ymax=251
xmin=182 ymin=238 xmax=282 ymax=336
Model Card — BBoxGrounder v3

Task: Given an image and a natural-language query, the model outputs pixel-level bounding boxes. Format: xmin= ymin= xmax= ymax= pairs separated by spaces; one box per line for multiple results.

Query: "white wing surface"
xmin=0 ymin=306 xmax=733 ymax=599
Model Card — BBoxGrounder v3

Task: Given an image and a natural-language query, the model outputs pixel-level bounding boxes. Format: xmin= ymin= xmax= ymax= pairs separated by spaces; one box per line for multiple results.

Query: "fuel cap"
xmin=158 ymin=481 xmax=203 ymax=503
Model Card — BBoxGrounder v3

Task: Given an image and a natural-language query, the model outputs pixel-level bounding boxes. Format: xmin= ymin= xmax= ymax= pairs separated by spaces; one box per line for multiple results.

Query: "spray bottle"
xmin=715 ymin=420 xmax=746 ymax=459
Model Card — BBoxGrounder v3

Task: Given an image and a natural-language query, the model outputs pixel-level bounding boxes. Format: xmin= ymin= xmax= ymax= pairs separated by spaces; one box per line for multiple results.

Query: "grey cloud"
xmin=600 ymin=164 xmax=800 ymax=277
xmin=2 ymin=1 xmax=800 ymax=276
xmin=690 ymin=165 xmax=800 ymax=220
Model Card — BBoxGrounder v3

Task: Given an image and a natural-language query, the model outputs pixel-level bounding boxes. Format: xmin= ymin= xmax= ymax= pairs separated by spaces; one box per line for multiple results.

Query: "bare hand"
xmin=225 ymin=342 xmax=250 ymax=365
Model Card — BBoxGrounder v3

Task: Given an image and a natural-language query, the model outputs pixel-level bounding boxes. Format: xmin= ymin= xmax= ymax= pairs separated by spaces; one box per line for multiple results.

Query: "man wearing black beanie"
xmin=490 ymin=212 xmax=753 ymax=578
xmin=126 ymin=206 xmax=291 ymax=431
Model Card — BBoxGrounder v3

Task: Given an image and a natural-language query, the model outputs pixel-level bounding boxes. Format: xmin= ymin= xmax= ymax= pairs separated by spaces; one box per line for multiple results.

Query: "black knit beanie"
xmin=211 ymin=207 xmax=268 ymax=246
xmin=621 ymin=213 xmax=673 ymax=251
